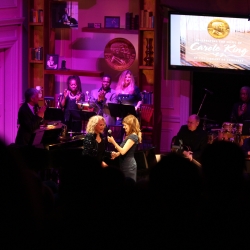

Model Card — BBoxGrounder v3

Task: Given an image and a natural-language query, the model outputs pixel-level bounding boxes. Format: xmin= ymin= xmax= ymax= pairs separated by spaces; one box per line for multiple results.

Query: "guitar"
xmin=171 ymin=139 xmax=202 ymax=168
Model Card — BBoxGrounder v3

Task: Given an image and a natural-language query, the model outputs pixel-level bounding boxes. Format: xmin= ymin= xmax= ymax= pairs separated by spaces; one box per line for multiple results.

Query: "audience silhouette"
xmin=2 ymin=137 xmax=250 ymax=249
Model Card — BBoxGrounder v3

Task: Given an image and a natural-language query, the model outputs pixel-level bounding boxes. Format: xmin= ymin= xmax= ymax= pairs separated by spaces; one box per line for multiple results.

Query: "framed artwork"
xmin=104 ymin=16 xmax=120 ymax=28
xmin=46 ymin=54 xmax=59 ymax=70
xmin=104 ymin=38 xmax=136 ymax=71
xmin=51 ymin=1 xmax=78 ymax=29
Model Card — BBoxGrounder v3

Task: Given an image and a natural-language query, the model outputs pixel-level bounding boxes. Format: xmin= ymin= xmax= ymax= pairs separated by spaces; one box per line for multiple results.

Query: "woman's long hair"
xmin=122 ymin=114 xmax=142 ymax=143
xmin=86 ymin=115 xmax=106 ymax=134
xmin=115 ymin=70 xmax=135 ymax=95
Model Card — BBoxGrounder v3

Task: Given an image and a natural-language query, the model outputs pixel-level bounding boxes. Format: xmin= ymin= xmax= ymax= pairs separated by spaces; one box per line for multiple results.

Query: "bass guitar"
xmin=171 ymin=139 xmax=202 ymax=168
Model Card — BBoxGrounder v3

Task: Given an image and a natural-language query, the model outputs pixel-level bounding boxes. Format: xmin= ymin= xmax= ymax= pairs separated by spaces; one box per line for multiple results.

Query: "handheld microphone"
xmin=204 ymin=88 xmax=213 ymax=95
xmin=107 ymin=129 xmax=112 ymax=137
xmin=58 ymin=92 xmax=62 ymax=100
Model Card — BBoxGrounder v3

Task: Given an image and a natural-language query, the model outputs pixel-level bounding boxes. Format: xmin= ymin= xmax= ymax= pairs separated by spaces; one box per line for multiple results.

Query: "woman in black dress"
xmin=60 ymin=75 xmax=84 ymax=132
xmin=82 ymin=115 xmax=114 ymax=167
xmin=115 ymin=70 xmax=142 ymax=109
xmin=107 ymin=114 xmax=142 ymax=181
xmin=115 ymin=70 xmax=142 ymax=125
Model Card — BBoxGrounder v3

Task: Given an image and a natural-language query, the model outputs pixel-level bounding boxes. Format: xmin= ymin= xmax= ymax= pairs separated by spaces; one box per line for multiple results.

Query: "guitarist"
xmin=173 ymin=114 xmax=208 ymax=165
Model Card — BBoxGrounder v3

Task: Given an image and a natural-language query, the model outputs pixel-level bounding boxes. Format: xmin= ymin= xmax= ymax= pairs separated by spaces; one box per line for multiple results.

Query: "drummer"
xmin=231 ymin=86 xmax=250 ymax=123
xmin=60 ymin=75 xmax=84 ymax=132
xmin=89 ymin=74 xmax=118 ymax=126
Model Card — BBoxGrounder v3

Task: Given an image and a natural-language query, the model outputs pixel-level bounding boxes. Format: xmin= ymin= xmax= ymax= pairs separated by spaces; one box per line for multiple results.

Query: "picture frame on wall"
xmin=104 ymin=16 xmax=120 ymax=28
xmin=46 ymin=54 xmax=59 ymax=70
xmin=51 ymin=1 xmax=78 ymax=29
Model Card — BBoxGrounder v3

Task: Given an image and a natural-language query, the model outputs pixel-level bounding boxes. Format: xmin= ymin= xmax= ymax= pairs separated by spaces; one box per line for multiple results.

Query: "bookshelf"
xmin=28 ymin=0 xmax=49 ymax=105
xmin=138 ymin=0 xmax=162 ymax=152
xmin=28 ymin=0 xmax=104 ymax=106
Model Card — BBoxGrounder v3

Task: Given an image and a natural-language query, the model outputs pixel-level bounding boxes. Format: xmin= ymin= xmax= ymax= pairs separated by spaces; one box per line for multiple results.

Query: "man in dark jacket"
xmin=15 ymin=88 xmax=46 ymax=145
xmin=231 ymin=86 xmax=250 ymax=123
xmin=174 ymin=114 xmax=208 ymax=164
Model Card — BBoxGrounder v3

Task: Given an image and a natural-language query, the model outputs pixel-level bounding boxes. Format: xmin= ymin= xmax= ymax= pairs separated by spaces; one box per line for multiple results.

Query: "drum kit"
xmin=196 ymin=88 xmax=246 ymax=145
xmin=203 ymin=116 xmax=244 ymax=145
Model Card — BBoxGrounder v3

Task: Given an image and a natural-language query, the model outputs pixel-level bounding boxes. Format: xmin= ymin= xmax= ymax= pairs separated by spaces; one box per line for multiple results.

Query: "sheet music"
xmin=32 ymin=129 xmax=45 ymax=145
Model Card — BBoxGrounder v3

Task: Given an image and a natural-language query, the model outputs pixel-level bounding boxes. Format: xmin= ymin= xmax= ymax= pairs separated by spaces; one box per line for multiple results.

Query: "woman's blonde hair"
xmin=116 ymin=70 xmax=135 ymax=95
xmin=86 ymin=115 xmax=106 ymax=133
xmin=122 ymin=114 xmax=142 ymax=143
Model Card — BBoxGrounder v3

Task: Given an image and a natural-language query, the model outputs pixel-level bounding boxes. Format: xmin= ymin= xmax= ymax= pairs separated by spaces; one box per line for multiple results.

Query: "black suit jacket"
xmin=15 ymin=103 xmax=43 ymax=145
xmin=174 ymin=125 xmax=208 ymax=162
xmin=231 ymin=101 xmax=250 ymax=123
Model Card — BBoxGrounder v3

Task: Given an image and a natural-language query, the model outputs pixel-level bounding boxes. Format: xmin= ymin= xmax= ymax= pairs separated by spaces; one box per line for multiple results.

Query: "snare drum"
xmin=222 ymin=122 xmax=235 ymax=133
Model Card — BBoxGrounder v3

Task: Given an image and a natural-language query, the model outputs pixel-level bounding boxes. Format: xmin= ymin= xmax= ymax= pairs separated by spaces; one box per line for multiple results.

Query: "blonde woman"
xmin=107 ymin=114 xmax=142 ymax=181
xmin=115 ymin=70 xmax=142 ymax=110
xmin=82 ymin=115 xmax=113 ymax=167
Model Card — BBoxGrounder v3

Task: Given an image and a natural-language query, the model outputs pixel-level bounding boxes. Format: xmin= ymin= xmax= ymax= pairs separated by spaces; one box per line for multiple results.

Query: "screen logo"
xmin=207 ymin=19 xmax=230 ymax=39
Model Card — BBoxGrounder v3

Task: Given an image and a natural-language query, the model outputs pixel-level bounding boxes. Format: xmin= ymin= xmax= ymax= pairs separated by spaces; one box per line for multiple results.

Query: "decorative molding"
xmin=180 ymin=80 xmax=191 ymax=125
xmin=180 ymin=93 xmax=189 ymax=125
xmin=160 ymin=128 xmax=174 ymax=153
xmin=161 ymin=79 xmax=174 ymax=109
xmin=0 ymin=0 xmax=17 ymax=9
xmin=161 ymin=115 xmax=180 ymax=123
xmin=0 ymin=17 xmax=25 ymax=27
xmin=0 ymin=25 xmax=21 ymax=144
xmin=0 ymin=26 xmax=18 ymax=45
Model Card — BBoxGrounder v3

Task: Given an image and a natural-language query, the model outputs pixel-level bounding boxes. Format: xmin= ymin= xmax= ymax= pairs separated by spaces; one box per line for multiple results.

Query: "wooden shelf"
xmin=139 ymin=28 xmax=154 ymax=31
xmin=29 ymin=22 xmax=43 ymax=26
xmin=29 ymin=60 xmax=43 ymax=64
xmin=82 ymin=27 xmax=138 ymax=34
xmin=139 ymin=65 xmax=154 ymax=70
xmin=44 ymin=69 xmax=104 ymax=77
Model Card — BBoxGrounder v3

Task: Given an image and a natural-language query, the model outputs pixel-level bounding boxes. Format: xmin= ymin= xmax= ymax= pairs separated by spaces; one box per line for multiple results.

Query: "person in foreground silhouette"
xmin=199 ymin=140 xmax=250 ymax=248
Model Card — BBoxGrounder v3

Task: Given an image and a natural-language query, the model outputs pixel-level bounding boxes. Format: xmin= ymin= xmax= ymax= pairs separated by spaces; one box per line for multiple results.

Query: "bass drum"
xmin=222 ymin=122 xmax=235 ymax=133
xmin=218 ymin=130 xmax=234 ymax=141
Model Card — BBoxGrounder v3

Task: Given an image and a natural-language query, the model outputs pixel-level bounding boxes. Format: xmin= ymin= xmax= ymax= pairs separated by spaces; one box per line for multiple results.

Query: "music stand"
xmin=108 ymin=103 xmax=136 ymax=118
xmin=29 ymin=127 xmax=63 ymax=146
xmin=69 ymin=110 xmax=96 ymax=121
xmin=44 ymin=108 xmax=64 ymax=121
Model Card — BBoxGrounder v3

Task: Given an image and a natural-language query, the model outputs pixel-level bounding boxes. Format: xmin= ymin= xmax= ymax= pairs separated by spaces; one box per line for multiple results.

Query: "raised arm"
xmin=107 ymin=136 xmax=135 ymax=155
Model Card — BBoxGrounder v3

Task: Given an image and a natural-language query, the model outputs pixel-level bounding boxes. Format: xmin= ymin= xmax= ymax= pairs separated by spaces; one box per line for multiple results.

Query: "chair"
xmin=140 ymin=104 xmax=154 ymax=147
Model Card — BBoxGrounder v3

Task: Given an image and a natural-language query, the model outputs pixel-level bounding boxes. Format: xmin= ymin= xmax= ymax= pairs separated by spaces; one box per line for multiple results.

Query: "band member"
xmin=115 ymin=70 xmax=142 ymax=110
xmin=60 ymin=75 xmax=84 ymax=132
xmin=173 ymin=114 xmax=208 ymax=163
xmin=231 ymin=86 xmax=250 ymax=123
xmin=89 ymin=75 xmax=118 ymax=126
xmin=15 ymin=88 xmax=46 ymax=145
xmin=115 ymin=70 xmax=142 ymax=125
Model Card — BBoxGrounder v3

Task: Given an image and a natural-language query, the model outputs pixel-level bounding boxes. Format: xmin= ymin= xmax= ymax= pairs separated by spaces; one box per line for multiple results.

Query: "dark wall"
xmin=192 ymin=71 xmax=250 ymax=127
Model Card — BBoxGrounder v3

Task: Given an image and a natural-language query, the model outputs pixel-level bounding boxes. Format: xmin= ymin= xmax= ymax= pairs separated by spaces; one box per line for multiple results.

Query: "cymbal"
xmin=200 ymin=117 xmax=215 ymax=122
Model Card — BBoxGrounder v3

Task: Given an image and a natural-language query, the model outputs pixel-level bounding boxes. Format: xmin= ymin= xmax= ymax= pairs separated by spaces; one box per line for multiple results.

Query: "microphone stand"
xmin=197 ymin=92 xmax=208 ymax=116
